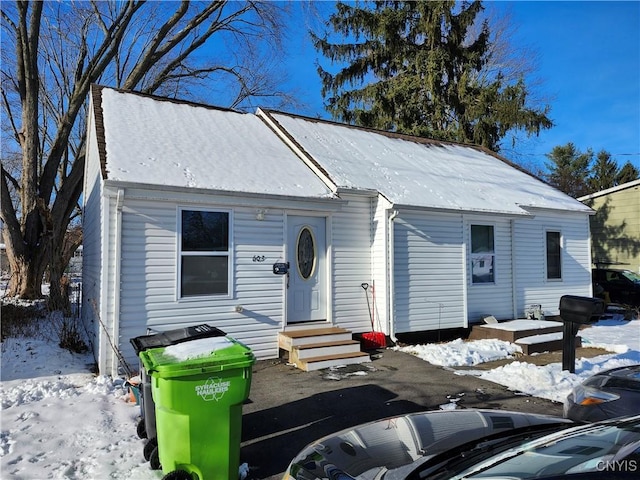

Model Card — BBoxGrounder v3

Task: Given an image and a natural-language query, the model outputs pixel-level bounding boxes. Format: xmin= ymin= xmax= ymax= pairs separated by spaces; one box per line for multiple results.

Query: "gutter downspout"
xmin=511 ymin=219 xmax=518 ymax=319
xmin=388 ymin=210 xmax=399 ymax=343
xmin=111 ymin=188 xmax=125 ymax=377
xmin=586 ymin=219 xmax=594 ymax=297
xmin=98 ymin=193 xmax=110 ymax=375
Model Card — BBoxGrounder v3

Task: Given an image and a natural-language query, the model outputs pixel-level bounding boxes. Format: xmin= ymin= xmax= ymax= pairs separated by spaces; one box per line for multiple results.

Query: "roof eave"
xmin=102 ymin=179 xmax=342 ymax=206
xmin=578 ymin=179 xmax=640 ymax=201
xmin=390 ymin=202 xmax=534 ymax=217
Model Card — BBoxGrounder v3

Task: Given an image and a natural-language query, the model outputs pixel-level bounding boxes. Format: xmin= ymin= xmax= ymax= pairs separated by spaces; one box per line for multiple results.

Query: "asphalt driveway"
xmin=240 ymin=348 xmax=565 ymax=479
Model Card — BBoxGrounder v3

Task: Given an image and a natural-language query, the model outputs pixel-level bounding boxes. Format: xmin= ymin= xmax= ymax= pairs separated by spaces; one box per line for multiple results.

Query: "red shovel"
xmin=361 ymin=283 xmax=386 ymax=349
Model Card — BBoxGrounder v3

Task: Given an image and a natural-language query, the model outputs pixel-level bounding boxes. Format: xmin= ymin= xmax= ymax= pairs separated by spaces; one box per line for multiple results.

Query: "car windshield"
xmin=423 ymin=417 xmax=640 ymax=479
xmin=621 ymin=270 xmax=640 ymax=284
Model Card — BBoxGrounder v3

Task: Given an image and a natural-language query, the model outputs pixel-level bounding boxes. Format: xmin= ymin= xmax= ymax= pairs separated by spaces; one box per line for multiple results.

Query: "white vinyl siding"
xmin=88 ymin=191 xmax=120 ymax=376
xmin=81 ymin=107 xmax=103 ymax=355
xmin=115 ymin=197 xmax=288 ymax=370
xmin=331 ymin=194 xmax=376 ymax=333
xmin=393 ymin=211 xmax=466 ymax=333
xmin=371 ymin=195 xmax=393 ymax=334
xmin=513 ymin=210 xmax=592 ymax=317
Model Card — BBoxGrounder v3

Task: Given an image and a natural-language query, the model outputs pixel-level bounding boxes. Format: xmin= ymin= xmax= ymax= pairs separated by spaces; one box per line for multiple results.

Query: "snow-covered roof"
xmin=93 ymin=87 xmax=333 ymax=199
xmin=262 ymin=111 xmax=593 ymax=215
xmin=91 ymin=86 xmax=591 ymax=215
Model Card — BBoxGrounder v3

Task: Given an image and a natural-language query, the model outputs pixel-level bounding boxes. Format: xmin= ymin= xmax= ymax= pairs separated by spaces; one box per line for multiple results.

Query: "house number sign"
xmin=252 ymin=255 xmax=266 ymax=262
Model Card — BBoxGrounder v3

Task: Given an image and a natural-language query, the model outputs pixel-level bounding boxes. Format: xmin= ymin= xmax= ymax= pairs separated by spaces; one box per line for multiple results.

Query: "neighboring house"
xmin=579 ymin=180 xmax=640 ymax=274
xmin=83 ymin=86 xmax=595 ymax=377
xmin=67 ymin=245 xmax=83 ymax=275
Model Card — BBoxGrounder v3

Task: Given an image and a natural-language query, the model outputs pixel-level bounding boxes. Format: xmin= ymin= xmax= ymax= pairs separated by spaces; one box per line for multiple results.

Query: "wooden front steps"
xmin=469 ymin=319 xmax=580 ymax=355
xmin=515 ymin=331 xmax=581 ymax=355
xmin=278 ymin=326 xmax=371 ymax=371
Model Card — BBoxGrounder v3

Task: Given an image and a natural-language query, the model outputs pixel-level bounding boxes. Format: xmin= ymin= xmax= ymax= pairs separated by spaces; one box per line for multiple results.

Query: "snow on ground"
xmin=396 ymin=314 xmax=640 ymax=403
xmin=1 ymin=326 xmax=156 ymax=479
xmin=1 ymin=309 xmax=639 ymax=479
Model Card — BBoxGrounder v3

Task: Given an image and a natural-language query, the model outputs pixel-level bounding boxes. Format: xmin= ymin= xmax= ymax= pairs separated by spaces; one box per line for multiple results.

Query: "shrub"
xmin=1 ymin=300 xmax=88 ymax=354
xmin=0 ymin=302 xmax=46 ymax=341
xmin=47 ymin=310 xmax=89 ymax=353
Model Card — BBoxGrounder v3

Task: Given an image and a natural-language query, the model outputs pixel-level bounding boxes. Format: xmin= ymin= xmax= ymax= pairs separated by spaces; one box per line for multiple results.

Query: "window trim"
xmin=296 ymin=225 xmax=317 ymax=281
xmin=470 ymin=223 xmax=496 ymax=285
xmin=545 ymin=229 xmax=563 ymax=281
xmin=177 ymin=207 xmax=233 ymax=300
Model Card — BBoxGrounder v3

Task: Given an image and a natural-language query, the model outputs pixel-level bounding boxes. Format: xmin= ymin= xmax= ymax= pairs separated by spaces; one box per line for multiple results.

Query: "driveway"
xmin=240 ymin=347 xmax=569 ymax=479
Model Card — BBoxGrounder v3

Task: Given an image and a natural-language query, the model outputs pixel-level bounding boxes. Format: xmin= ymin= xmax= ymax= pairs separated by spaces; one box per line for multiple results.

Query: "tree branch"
xmin=39 ymin=1 xmax=145 ymax=203
xmin=0 ymin=164 xmax=24 ymax=258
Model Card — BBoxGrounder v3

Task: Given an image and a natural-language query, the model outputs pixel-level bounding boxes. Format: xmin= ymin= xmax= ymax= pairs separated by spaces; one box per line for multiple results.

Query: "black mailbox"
xmin=272 ymin=262 xmax=289 ymax=275
xmin=559 ymin=295 xmax=604 ymax=324
xmin=559 ymin=295 xmax=604 ymax=373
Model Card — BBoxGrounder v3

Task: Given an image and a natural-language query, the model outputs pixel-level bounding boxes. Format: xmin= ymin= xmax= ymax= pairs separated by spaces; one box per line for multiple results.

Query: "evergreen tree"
xmin=588 ymin=150 xmax=619 ymax=193
xmin=312 ymin=0 xmax=552 ymax=151
xmin=545 ymin=143 xmax=592 ymax=198
xmin=616 ymin=161 xmax=640 ymax=185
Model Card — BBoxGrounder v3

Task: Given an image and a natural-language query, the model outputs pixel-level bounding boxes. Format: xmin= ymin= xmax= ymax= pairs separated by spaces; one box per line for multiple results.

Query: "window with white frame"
xmin=471 ymin=224 xmax=495 ymax=284
xmin=179 ymin=209 xmax=230 ymax=297
xmin=546 ymin=230 xmax=562 ymax=280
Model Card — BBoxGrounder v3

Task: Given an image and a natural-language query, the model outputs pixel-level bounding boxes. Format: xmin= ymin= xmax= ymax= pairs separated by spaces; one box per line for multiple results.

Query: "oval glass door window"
xmin=296 ymin=227 xmax=316 ymax=280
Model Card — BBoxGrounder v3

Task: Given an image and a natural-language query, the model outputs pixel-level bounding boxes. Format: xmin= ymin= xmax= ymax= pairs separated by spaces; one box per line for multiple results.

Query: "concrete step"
xmin=516 ymin=332 xmax=582 ymax=355
xmin=296 ymin=351 xmax=372 ymax=372
xmin=289 ymin=340 xmax=362 ymax=364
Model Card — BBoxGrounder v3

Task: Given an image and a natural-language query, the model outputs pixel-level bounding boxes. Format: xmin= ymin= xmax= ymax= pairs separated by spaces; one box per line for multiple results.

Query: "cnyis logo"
xmin=195 ymin=377 xmax=231 ymax=401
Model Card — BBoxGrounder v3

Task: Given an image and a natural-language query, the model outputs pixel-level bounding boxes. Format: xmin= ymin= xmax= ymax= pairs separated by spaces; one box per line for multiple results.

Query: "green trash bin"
xmin=140 ymin=336 xmax=255 ymax=480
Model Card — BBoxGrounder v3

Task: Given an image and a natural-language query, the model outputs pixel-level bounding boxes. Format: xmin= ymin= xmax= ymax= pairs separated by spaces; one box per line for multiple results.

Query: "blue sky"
xmin=278 ymin=1 xmax=640 ymax=173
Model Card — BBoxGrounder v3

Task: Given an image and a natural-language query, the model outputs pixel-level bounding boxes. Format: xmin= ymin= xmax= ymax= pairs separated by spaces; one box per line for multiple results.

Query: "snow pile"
xmin=1 ymin=330 xmax=154 ymax=479
xmin=470 ymin=353 xmax=638 ymax=403
xmin=579 ymin=317 xmax=639 ymax=353
xmin=162 ymin=336 xmax=234 ymax=361
xmin=396 ymin=338 xmax=522 ymax=367
xmin=401 ymin=317 xmax=640 ymax=403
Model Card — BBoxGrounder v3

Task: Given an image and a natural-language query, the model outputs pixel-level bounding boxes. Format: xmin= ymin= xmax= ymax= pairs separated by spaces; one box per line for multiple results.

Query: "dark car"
xmin=592 ymin=268 xmax=640 ymax=306
xmin=564 ymin=364 xmax=640 ymax=423
xmin=282 ymin=410 xmax=640 ymax=479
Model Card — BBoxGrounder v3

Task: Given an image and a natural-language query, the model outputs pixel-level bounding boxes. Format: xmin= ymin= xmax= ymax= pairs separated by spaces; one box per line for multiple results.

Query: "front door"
xmin=287 ymin=216 xmax=327 ymax=323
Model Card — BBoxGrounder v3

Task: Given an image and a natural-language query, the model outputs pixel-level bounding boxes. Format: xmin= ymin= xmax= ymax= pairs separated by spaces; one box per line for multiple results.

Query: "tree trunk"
xmin=3 ymin=218 xmax=77 ymax=312
xmin=1 ymin=0 xmax=287 ymax=305
xmin=4 ymin=236 xmax=47 ymax=299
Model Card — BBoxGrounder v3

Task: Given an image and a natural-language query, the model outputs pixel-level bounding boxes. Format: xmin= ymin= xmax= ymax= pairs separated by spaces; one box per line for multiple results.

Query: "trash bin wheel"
xmin=162 ymin=470 xmax=193 ymax=480
xmin=149 ymin=445 xmax=161 ymax=471
xmin=136 ymin=417 xmax=147 ymax=439
xmin=143 ymin=437 xmax=157 ymax=461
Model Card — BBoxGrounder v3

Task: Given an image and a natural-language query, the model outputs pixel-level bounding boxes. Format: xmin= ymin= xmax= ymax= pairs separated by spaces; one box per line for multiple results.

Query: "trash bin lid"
xmin=130 ymin=324 xmax=226 ymax=354
xmin=140 ymin=336 xmax=255 ymax=378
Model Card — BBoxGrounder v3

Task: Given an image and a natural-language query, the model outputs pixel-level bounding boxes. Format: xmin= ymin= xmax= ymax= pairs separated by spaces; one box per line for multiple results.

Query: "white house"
xmin=83 ymin=86 xmax=595 ymax=376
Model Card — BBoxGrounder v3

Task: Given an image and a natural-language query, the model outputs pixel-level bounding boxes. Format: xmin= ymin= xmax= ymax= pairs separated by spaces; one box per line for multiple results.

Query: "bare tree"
xmin=1 ymin=1 xmax=289 ymax=309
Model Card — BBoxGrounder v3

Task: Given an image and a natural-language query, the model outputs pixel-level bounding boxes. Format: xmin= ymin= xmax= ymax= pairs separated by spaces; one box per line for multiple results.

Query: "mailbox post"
xmin=559 ymin=295 xmax=604 ymax=373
